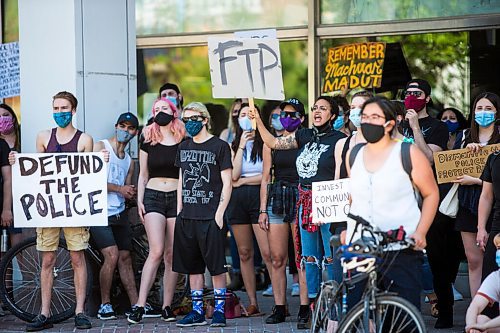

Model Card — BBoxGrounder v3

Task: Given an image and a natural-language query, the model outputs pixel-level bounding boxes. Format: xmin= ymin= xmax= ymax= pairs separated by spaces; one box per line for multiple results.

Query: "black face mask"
xmin=154 ymin=112 xmax=173 ymax=126
xmin=361 ymin=123 xmax=387 ymax=143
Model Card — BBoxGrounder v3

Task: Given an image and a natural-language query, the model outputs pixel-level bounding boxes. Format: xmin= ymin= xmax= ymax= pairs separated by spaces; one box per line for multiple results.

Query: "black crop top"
xmin=273 ymin=148 xmax=299 ymax=183
xmin=140 ymin=142 xmax=180 ymax=179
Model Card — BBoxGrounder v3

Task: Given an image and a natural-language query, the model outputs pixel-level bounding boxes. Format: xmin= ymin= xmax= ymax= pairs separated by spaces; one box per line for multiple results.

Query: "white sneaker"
xmin=452 ymin=284 xmax=463 ymax=301
xmin=291 ymin=283 xmax=300 ymax=297
xmin=262 ymin=284 xmax=273 ymax=297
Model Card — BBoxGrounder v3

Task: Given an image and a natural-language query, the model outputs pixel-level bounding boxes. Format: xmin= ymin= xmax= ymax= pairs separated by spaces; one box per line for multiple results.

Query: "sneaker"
xmin=262 ymin=284 xmax=273 ymax=297
xmin=161 ymin=306 xmax=176 ymax=322
xmin=127 ymin=305 xmax=144 ymax=324
xmin=265 ymin=306 xmax=286 ymax=324
xmin=26 ymin=314 xmax=54 ymax=332
xmin=210 ymin=311 xmax=226 ymax=327
xmin=176 ymin=310 xmax=207 ymax=327
xmin=452 ymin=284 xmax=463 ymax=301
xmin=144 ymin=303 xmax=161 ymax=318
xmin=291 ymin=283 xmax=300 ymax=297
xmin=74 ymin=313 xmax=92 ymax=329
xmin=97 ymin=303 xmax=116 ymax=320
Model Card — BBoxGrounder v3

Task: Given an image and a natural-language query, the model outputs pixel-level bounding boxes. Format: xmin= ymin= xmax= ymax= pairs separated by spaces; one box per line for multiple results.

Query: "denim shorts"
xmin=143 ymin=188 xmax=177 ymax=218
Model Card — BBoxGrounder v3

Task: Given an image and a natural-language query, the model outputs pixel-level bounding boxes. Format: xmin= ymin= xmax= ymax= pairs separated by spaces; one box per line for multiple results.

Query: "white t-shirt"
xmin=477 ymin=270 xmax=500 ymax=309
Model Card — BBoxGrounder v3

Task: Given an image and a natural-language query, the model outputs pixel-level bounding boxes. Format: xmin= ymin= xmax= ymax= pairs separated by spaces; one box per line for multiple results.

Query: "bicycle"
xmin=0 ymin=222 xmax=189 ymax=323
xmin=311 ymin=213 xmax=426 ymax=333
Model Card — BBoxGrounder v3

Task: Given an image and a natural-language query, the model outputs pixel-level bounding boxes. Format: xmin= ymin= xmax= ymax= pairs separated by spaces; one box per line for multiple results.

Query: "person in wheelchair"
xmin=345 ymin=96 xmax=439 ymax=310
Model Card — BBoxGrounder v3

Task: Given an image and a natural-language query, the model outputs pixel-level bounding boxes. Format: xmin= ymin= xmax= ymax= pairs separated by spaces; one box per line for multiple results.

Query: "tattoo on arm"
xmin=275 ymin=135 xmax=298 ymax=150
xmin=220 ymin=194 xmax=224 ymax=203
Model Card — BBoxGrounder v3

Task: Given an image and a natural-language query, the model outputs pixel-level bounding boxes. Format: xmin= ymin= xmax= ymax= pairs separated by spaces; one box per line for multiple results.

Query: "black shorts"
xmin=90 ymin=212 xmax=131 ymax=251
xmin=143 ymin=188 xmax=177 ymax=218
xmin=226 ymin=185 xmax=260 ymax=225
xmin=173 ymin=216 xmax=227 ymax=276
xmin=454 ymin=206 xmax=492 ymax=233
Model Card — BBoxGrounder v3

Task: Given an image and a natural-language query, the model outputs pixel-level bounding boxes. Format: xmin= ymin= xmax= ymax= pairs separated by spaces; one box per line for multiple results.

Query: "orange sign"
xmin=323 ymin=42 xmax=386 ymax=93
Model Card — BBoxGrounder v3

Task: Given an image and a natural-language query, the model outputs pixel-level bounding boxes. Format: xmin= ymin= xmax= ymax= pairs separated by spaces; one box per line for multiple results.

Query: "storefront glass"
xmin=321 ymin=0 xmax=500 ymax=25
xmin=136 ymin=0 xmax=308 ymax=36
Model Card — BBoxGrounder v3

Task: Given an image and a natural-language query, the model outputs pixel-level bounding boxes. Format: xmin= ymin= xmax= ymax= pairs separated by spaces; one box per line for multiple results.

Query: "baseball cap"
xmin=279 ymin=98 xmax=305 ymax=115
xmin=406 ymin=79 xmax=431 ymax=96
xmin=116 ymin=112 xmax=139 ymax=128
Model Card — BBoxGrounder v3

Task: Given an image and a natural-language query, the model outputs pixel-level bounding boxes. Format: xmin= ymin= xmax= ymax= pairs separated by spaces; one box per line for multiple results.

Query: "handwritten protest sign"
xmin=12 ymin=153 xmax=108 ymax=227
xmin=322 ymin=42 xmax=386 ymax=93
xmin=434 ymin=144 xmax=500 ymax=184
xmin=207 ymin=36 xmax=284 ymax=100
xmin=0 ymin=42 xmax=20 ymax=99
xmin=312 ymin=179 xmax=350 ymax=223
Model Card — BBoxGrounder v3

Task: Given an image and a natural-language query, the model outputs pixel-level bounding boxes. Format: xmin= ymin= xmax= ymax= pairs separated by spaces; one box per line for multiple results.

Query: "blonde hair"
xmin=494 ymin=233 xmax=500 ymax=248
xmin=183 ymin=102 xmax=212 ymax=131
xmin=143 ymin=98 xmax=185 ymax=145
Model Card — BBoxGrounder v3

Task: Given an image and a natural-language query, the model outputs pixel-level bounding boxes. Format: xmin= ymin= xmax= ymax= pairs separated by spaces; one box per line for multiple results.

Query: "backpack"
xmin=348 ymin=141 xmax=422 ymax=208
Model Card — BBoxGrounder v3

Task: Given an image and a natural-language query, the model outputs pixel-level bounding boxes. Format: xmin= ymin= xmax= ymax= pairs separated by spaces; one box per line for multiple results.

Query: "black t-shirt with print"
xmin=402 ymin=116 xmax=449 ymax=151
xmin=294 ymin=128 xmax=346 ymax=186
xmin=175 ymin=136 xmax=232 ymax=220
xmin=480 ymin=152 xmax=500 ymax=225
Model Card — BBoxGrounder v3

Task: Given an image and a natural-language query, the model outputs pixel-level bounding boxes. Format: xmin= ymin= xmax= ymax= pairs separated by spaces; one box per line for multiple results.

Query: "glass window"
xmin=136 ymin=0 xmax=308 ymax=36
xmin=321 ymin=0 xmax=500 ymax=25
xmin=320 ymin=31 xmax=478 ymax=117
xmin=137 ymin=40 xmax=307 ymax=134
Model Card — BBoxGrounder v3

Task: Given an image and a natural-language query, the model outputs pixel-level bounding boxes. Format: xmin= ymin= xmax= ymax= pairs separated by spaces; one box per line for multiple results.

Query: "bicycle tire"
xmin=312 ymin=280 xmax=342 ymax=333
xmin=337 ymin=295 xmax=426 ymax=333
xmin=0 ymin=236 xmax=93 ymax=323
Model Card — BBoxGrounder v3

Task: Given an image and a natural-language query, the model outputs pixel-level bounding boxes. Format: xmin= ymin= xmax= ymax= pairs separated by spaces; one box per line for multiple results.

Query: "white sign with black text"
xmin=207 ymin=36 xmax=284 ymax=100
xmin=0 ymin=42 xmax=20 ymax=99
xmin=12 ymin=153 xmax=108 ymax=227
xmin=312 ymin=179 xmax=351 ymax=224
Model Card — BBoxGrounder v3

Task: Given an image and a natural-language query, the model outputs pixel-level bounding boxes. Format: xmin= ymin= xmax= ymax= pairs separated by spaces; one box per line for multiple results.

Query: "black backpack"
xmin=348 ymin=142 xmax=422 ymax=208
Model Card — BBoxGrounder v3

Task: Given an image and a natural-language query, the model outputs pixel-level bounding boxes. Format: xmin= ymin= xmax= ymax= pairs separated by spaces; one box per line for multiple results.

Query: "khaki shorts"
xmin=36 ymin=227 xmax=90 ymax=251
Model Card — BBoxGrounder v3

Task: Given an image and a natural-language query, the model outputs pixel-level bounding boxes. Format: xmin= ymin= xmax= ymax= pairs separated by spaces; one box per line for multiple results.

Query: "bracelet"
xmin=259 ymin=210 xmax=268 ymax=214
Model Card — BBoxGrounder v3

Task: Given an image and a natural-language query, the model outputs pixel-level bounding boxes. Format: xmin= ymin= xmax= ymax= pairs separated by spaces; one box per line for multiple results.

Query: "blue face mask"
xmin=475 ymin=111 xmax=496 ymax=127
xmin=333 ymin=115 xmax=344 ymax=131
xmin=238 ymin=117 xmax=253 ymax=131
xmin=166 ymin=96 xmax=178 ymax=107
xmin=116 ymin=129 xmax=134 ymax=143
xmin=185 ymin=120 xmax=204 ymax=137
xmin=496 ymin=249 xmax=500 ymax=268
xmin=349 ymin=108 xmax=362 ymax=128
xmin=444 ymin=120 xmax=460 ymax=133
xmin=271 ymin=116 xmax=284 ymax=131
xmin=53 ymin=111 xmax=73 ymax=128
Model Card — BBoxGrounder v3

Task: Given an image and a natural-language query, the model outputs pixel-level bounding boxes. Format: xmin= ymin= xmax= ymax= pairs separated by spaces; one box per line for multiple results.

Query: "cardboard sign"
xmin=208 ymin=36 xmax=284 ymax=100
xmin=312 ymin=179 xmax=350 ymax=223
xmin=433 ymin=144 xmax=500 ymax=184
xmin=0 ymin=42 xmax=20 ymax=99
xmin=322 ymin=42 xmax=386 ymax=93
xmin=12 ymin=153 xmax=108 ymax=227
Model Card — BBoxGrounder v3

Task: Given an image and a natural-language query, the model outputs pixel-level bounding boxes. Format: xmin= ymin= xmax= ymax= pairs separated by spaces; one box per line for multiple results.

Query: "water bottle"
xmin=1 ymin=229 xmax=7 ymax=252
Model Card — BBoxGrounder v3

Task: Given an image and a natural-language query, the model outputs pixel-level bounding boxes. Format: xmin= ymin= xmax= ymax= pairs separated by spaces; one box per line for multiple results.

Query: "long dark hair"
xmin=0 ymin=103 xmax=21 ymax=151
xmin=436 ymin=107 xmax=468 ymax=132
xmin=469 ymin=92 xmax=500 ymax=144
xmin=231 ymin=103 xmax=264 ymax=163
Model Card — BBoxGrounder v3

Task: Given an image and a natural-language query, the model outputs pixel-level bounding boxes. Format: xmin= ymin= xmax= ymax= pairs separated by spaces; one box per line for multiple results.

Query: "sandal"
xmin=429 ymin=299 xmax=439 ymax=318
xmin=242 ymin=304 xmax=264 ymax=317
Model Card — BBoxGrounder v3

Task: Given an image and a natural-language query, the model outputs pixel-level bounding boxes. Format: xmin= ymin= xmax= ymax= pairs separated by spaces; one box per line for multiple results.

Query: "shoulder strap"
xmin=348 ymin=143 xmax=367 ymax=169
xmin=400 ymin=141 xmax=413 ymax=181
xmin=461 ymin=129 xmax=468 ymax=149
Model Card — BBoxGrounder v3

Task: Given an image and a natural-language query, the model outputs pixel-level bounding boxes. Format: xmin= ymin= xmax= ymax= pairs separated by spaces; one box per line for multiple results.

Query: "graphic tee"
xmin=294 ymin=128 xmax=346 ymax=185
xmin=175 ymin=136 xmax=232 ymax=220
xmin=402 ymin=116 xmax=449 ymax=150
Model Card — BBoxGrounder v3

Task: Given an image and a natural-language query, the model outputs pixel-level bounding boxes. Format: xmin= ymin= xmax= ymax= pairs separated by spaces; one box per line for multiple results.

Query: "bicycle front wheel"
xmin=0 ymin=236 xmax=76 ymax=323
xmin=312 ymin=280 xmax=342 ymax=333
xmin=337 ymin=295 xmax=426 ymax=333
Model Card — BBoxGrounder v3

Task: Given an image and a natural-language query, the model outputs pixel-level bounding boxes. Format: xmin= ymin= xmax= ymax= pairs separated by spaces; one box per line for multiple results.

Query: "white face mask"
xmin=349 ymin=108 xmax=362 ymax=128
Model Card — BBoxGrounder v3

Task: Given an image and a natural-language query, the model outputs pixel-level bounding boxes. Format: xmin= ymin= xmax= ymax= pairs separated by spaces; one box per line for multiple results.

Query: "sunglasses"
xmin=404 ymin=91 xmax=423 ymax=98
xmin=280 ymin=111 xmax=301 ymax=119
xmin=181 ymin=115 xmax=205 ymax=123
xmin=271 ymin=113 xmax=280 ymax=120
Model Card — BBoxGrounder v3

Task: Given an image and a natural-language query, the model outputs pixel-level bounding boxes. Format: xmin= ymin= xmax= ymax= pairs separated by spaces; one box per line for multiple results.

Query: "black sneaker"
xmin=74 ymin=313 xmax=92 ymax=329
xmin=144 ymin=303 xmax=161 ymax=318
xmin=127 ymin=305 xmax=144 ymax=324
xmin=297 ymin=306 xmax=311 ymax=330
xmin=97 ymin=303 xmax=116 ymax=320
xmin=161 ymin=306 xmax=176 ymax=322
xmin=265 ymin=306 xmax=286 ymax=324
xmin=26 ymin=314 xmax=53 ymax=332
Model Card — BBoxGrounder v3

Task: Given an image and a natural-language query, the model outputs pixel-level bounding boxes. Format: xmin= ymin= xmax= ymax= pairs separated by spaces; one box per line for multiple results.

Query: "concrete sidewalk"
xmin=0 ymin=290 xmax=469 ymax=333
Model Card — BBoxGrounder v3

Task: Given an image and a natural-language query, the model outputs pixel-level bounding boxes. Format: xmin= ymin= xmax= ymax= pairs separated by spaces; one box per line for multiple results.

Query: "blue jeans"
xmin=298 ymin=204 xmax=335 ymax=298
xmin=422 ymin=254 xmax=434 ymax=294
